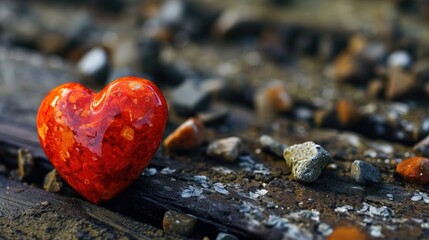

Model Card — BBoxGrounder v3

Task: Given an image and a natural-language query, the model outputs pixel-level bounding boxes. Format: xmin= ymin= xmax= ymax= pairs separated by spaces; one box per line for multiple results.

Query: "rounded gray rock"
xmin=283 ymin=141 xmax=332 ymax=182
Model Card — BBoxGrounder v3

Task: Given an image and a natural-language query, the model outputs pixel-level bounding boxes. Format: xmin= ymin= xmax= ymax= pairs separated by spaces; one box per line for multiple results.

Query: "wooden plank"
xmin=0 ymin=175 xmax=183 ymax=240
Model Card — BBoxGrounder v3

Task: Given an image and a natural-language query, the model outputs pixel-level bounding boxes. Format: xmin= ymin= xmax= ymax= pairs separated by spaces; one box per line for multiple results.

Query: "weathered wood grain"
xmin=0 ymin=175 xmax=184 ymax=240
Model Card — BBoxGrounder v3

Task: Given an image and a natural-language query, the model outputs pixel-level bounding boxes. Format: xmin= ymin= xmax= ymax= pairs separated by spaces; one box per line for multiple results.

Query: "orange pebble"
xmin=164 ymin=118 xmax=205 ymax=150
xmin=336 ymin=98 xmax=360 ymax=127
xmin=265 ymin=83 xmax=293 ymax=112
xmin=328 ymin=226 xmax=367 ymax=240
xmin=396 ymin=157 xmax=429 ymax=185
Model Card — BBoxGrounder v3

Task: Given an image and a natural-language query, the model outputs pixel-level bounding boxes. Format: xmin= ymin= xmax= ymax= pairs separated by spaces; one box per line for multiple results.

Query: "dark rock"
xmin=43 ymin=169 xmax=63 ymax=193
xmin=77 ymin=47 xmax=110 ymax=85
xmin=351 ymin=160 xmax=383 ymax=185
xmin=283 ymin=141 xmax=332 ymax=182
xmin=162 ymin=210 xmax=197 ymax=237
xmin=207 ymin=137 xmax=243 ymax=162
xmin=171 ymin=80 xmax=211 ymax=116
xmin=259 ymin=135 xmax=287 ymax=158
xmin=17 ymin=148 xmax=33 ymax=178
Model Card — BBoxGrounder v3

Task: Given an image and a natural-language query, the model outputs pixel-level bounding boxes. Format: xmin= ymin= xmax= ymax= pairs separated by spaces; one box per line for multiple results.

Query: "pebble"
xmin=164 ymin=118 xmax=205 ymax=150
xmin=17 ymin=148 xmax=33 ymax=178
xmin=351 ymin=160 xmax=382 ymax=185
xmin=77 ymin=47 xmax=110 ymax=84
xmin=335 ymin=99 xmax=361 ymax=127
xmin=215 ymin=232 xmax=239 ymax=240
xmin=332 ymin=49 xmax=369 ymax=83
xmin=396 ymin=157 xmax=429 ymax=185
xmin=387 ymin=50 xmax=412 ymax=69
xmin=264 ymin=81 xmax=294 ymax=112
xmin=207 ymin=137 xmax=243 ymax=162
xmin=163 ymin=210 xmax=197 ymax=237
xmin=171 ymin=80 xmax=211 ymax=116
xmin=328 ymin=226 xmax=367 ymax=240
xmin=259 ymin=135 xmax=287 ymax=158
xmin=385 ymin=66 xmax=416 ymax=100
xmin=283 ymin=141 xmax=332 ymax=182
xmin=255 ymin=81 xmax=293 ymax=122
xmin=43 ymin=169 xmax=64 ymax=193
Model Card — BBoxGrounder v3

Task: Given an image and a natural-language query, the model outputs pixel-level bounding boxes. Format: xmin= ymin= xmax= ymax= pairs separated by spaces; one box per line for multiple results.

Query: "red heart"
xmin=36 ymin=77 xmax=168 ymax=204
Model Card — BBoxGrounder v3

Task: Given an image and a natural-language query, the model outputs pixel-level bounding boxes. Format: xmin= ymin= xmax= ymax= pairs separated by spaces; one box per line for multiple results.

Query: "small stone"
xmin=207 ymin=137 xmax=243 ymax=162
xmin=171 ymin=80 xmax=211 ymax=116
xmin=332 ymin=50 xmax=369 ymax=83
xmin=387 ymin=50 xmax=412 ymax=69
xmin=265 ymin=81 xmax=294 ymax=113
xmin=142 ymin=168 xmax=157 ymax=176
xmin=77 ymin=47 xmax=110 ymax=84
xmin=335 ymin=99 xmax=361 ymax=127
xmin=164 ymin=118 xmax=205 ymax=150
xmin=283 ymin=141 xmax=332 ymax=182
xmin=351 ymin=160 xmax=382 ymax=185
xmin=17 ymin=148 xmax=33 ymax=178
xmin=396 ymin=157 xmax=429 ymax=185
xmin=385 ymin=67 xmax=416 ymax=100
xmin=259 ymin=135 xmax=287 ymax=158
xmin=40 ymin=201 xmax=50 ymax=207
xmin=43 ymin=169 xmax=63 ymax=193
xmin=215 ymin=232 xmax=239 ymax=240
xmin=255 ymin=81 xmax=293 ymax=122
xmin=328 ymin=226 xmax=367 ymax=240
xmin=162 ymin=210 xmax=197 ymax=237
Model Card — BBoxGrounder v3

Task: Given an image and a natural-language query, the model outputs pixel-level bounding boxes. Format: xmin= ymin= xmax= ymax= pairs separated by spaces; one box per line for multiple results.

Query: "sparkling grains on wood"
xmin=164 ymin=118 xmax=205 ymax=150
xmin=283 ymin=141 xmax=332 ymax=182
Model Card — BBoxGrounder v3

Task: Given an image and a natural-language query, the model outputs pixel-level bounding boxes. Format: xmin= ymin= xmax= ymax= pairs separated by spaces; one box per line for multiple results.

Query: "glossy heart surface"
xmin=36 ymin=77 xmax=168 ymax=204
